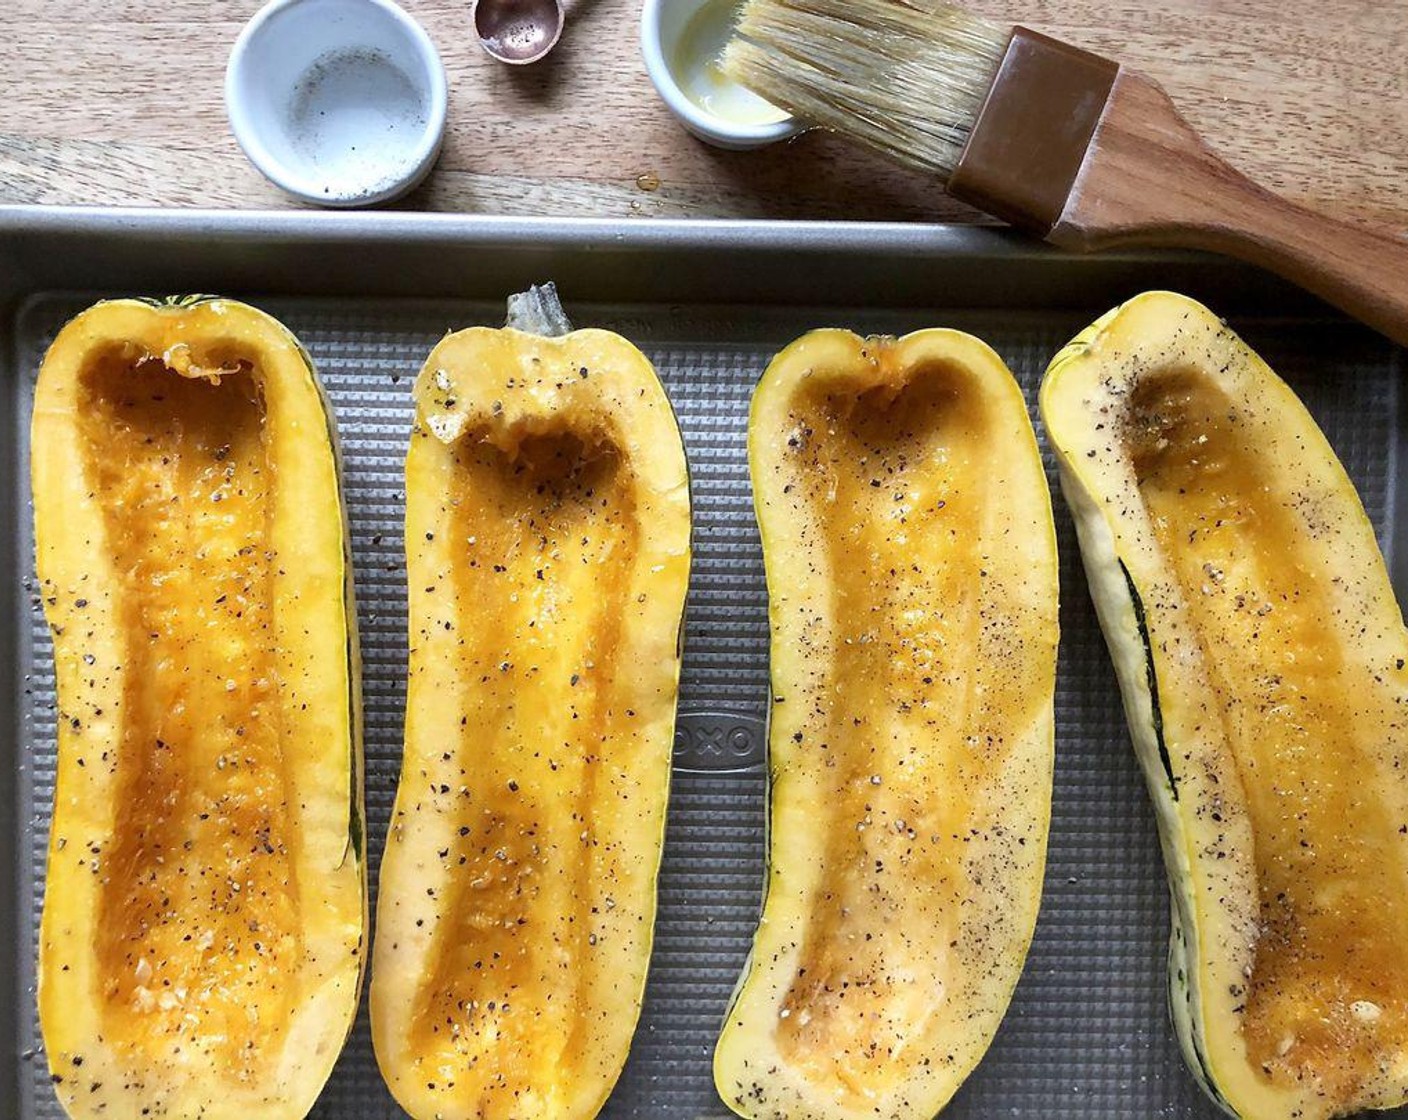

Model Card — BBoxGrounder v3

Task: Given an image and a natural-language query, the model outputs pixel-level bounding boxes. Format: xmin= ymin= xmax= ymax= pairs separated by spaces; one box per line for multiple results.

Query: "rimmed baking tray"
xmin=4 ymin=207 xmax=1404 ymax=1118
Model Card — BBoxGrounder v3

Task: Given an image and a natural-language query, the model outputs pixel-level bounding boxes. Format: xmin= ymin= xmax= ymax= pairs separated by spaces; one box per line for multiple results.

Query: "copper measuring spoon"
xmin=471 ymin=0 xmax=565 ymax=64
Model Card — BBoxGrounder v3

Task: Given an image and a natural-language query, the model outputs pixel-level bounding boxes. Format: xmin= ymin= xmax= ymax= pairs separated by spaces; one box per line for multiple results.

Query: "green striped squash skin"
xmin=1042 ymin=291 xmax=1408 ymax=1120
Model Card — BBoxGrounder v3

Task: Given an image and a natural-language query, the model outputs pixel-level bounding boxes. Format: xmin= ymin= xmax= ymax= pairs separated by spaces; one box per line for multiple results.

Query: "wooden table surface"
xmin=0 ymin=0 xmax=1405 ymax=229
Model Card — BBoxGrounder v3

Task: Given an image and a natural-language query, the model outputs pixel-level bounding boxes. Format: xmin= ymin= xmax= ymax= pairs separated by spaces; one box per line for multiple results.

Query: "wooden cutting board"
xmin=0 ymin=0 xmax=1404 ymax=227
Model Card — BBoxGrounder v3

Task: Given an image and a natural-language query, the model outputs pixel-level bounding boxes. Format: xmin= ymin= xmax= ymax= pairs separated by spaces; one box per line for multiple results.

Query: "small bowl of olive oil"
xmin=640 ymin=0 xmax=804 ymax=150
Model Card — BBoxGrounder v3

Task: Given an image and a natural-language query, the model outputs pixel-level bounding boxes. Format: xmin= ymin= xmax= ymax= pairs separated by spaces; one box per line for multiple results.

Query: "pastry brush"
xmin=724 ymin=0 xmax=1408 ymax=347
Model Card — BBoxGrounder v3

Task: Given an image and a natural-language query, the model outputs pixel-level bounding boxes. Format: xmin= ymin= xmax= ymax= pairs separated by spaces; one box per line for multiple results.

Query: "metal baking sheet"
xmin=3 ymin=207 xmax=1405 ymax=1119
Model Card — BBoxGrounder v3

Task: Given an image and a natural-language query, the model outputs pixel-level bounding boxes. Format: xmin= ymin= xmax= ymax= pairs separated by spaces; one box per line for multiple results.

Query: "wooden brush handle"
xmin=1048 ymin=70 xmax=1408 ymax=348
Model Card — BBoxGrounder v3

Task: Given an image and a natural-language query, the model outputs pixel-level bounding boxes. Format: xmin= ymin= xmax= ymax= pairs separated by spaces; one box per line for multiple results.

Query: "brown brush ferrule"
xmin=949 ymin=27 xmax=1119 ymax=235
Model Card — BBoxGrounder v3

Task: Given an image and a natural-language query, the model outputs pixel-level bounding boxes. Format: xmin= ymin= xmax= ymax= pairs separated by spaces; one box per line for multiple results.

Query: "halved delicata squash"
xmin=1041 ymin=291 xmax=1408 ymax=1120
xmin=715 ymin=328 xmax=1058 ymax=1120
xmin=32 ymin=297 xmax=365 ymax=1120
xmin=370 ymin=286 xmax=691 ymax=1120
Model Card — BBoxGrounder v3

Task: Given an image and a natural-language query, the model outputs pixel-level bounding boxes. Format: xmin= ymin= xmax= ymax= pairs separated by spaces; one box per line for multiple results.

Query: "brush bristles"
xmin=723 ymin=0 xmax=1009 ymax=178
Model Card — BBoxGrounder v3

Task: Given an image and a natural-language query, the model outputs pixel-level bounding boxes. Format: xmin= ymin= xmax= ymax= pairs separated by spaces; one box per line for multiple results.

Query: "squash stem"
xmin=505 ymin=282 xmax=573 ymax=337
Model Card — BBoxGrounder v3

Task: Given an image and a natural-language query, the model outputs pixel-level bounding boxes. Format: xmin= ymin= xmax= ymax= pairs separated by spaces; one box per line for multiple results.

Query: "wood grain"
xmin=0 ymin=0 xmax=1404 ymax=227
xmin=1050 ymin=68 xmax=1408 ymax=346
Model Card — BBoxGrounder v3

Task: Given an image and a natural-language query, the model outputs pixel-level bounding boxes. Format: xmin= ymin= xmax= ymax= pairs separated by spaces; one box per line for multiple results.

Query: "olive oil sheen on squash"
xmin=1128 ymin=369 xmax=1408 ymax=1097
xmin=33 ymin=297 xmax=365 ymax=1120
xmin=716 ymin=329 xmax=1057 ymax=1120
xmin=1043 ymin=291 xmax=1408 ymax=1120
xmin=371 ymin=314 xmax=690 ymax=1120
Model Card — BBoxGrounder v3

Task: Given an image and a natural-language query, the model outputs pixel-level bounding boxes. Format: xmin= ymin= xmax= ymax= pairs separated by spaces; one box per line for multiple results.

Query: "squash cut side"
xmin=1042 ymin=291 xmax=1408 ymax=1120
xmin=82 ymin=352 xmax=304 ymax=1060
xmin=371 ymin=321 xmax=690 ymax=1120
xmin=34 ymin=299 xmax=364 ymax=1120
xmin=715 ymin=329 xmax=1057 ymax=1120
xmin=1129 ymin=368 xmax=1408 ymax=1088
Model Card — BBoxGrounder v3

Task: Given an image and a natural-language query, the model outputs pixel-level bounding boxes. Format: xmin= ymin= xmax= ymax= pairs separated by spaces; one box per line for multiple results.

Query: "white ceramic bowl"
xmin=640 ymin=0 xmax=804 ymax=151
xmin=226 ymin=0 xmax=448 ymax=207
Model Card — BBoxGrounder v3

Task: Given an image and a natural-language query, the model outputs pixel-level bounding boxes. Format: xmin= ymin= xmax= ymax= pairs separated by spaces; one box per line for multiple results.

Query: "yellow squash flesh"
xmin=1041 ymin=291 xmax=1408 ymax=1120
xmin=33 ymin=297 xmax=365 ymax=1120
xmin=715 ymin=328 xmax=1058 ymax=1120
xmin=370 ymin=314 xmax=691 ymax=1120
